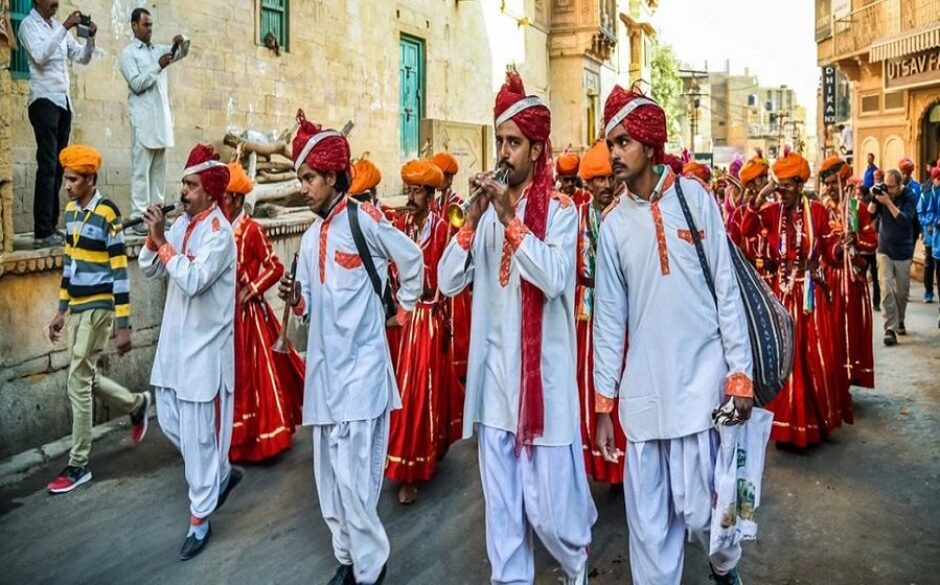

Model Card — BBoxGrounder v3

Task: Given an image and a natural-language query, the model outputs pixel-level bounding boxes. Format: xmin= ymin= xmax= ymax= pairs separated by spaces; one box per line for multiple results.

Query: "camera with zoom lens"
xmin=871 ymin=183 xmax=886 ymax=196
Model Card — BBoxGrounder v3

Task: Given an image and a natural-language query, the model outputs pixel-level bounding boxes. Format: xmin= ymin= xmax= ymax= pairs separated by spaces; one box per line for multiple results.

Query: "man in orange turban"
xmin=349 ymin=158 xmax=382 ymax=203
xmin=682 ymin=160 xmax=712 ymax=185
xmin=574 ymin=140 xmax=625 ymax=486
xmin=430 ymin=151 xmax=463 ymax=214
xmin=557 ymin=150 xmax=590 ymax=205
xmin=438 ymin=69 xmax=596 ymax=585
xmin=386 ymin=158 xmax=453 ymax=505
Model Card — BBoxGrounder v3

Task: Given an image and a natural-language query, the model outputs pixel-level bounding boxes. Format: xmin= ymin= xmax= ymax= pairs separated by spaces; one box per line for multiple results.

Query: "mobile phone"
xmin=77 ymin=14 xmax=91 ymax=38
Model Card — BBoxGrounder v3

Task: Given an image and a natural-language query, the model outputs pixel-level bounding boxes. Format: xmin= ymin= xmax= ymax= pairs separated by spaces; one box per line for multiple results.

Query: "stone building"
xmin=0 ymin=0 xmax=651 ymax=460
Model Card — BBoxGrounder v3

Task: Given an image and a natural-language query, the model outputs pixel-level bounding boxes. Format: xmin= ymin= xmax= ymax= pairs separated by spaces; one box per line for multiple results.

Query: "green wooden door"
xmin=399 ymin=35 xmax=424 ymax=159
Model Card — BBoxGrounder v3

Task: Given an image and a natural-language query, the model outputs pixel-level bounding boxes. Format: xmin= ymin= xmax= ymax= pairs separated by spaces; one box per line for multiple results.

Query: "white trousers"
xmin=130 ymin=132 xmax=166 ymax=217
xmin=478 ymin=425 xmax=597 ymax=585
xmin=313 ymin=414 xmax=390 ymax=584
xmin=156 ymin=386 xmax=233 ymax=519
xmin=624 ymin=429 xmax=741 ymax=585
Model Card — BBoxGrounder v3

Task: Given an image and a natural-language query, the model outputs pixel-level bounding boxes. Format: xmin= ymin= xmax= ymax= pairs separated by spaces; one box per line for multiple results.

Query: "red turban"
xmin=662 ymin=153 xmax=683 ymax=176
xmin=292 ymin=109 xmax=351 ymax=176
xmin=182 ymin=144 xmax=230 ymax=203
xmin=493 ymin=69 xmax=553 ymax=452
xmin=931 ymin=167 xmax=940 ymax=180
xmin=772 ymin=147 xmax=811 ymax=183
xmin=579 ymin=141 xmax=612 ymax=181
xmin=349 ymin=159 xmax=381 ymax=194
xmin=431 ymin=151 xmax=459 ymax=176
xmin=59 ymin=144 xmax=101 ymax=175
xmin=739 ymin=149 xmax=769 ymax=187
xmin=556 ymin=153 xmax=580 ymax=176
xmin=898 ymin=157 xmax=915 ymax=174
xmin=682 ymin=161 xmax=711 ymax=183
xmin=603 ymin=85 xmax=667 ymax=164
xmin=401 ymin=160 xmax=444 ymax=189
xmin=819 ymin=156 xmax=851 ymax=181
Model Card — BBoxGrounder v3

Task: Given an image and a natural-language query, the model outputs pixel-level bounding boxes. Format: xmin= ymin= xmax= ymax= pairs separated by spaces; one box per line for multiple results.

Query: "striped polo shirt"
xmin=59 ymin=191 xmax=131 ymax=329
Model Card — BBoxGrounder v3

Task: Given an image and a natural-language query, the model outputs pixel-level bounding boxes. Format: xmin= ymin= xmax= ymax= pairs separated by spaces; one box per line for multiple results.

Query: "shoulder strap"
xmin=674 ymin=178 xmax=718 ymax=306
xmin=347 ymin=199 xmax=384 ymax=300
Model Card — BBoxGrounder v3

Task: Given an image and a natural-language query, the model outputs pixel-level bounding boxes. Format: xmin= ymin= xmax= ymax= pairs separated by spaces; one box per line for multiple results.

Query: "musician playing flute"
xmin=221 ymin=162 xmax=304 ymax=463
xmin=139 ymin=144 xmax=242 ymax=561
xmin=437 ymin=70 xmax=596 ymax=585
xmin=278 ymin=110 xmax=423 ymax=585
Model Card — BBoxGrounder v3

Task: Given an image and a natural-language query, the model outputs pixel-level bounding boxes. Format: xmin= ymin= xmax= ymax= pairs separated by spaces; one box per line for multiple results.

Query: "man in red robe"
xmin=557 ymin=150 xmax=591 ymax=206
xmin=222 ymin=162 xmax=305 ymax=462
xmin=729 ymin=150 xmax=774 ymax=284
xmin=740 ymin=148 xmax=848 ymax=447
xmin=385 ymin=159 xmax=453 ymax=505
xmin=574 ymin=140 xmax=626 ymax=484
xmin=819 ymin=156 xmax=877 ymax=390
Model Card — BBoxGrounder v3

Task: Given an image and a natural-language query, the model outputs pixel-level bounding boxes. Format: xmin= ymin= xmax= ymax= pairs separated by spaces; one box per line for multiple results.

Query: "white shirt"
xmin=139 ymin=205 xmax=236 ymax=402
xmin=118 ymin=38 xmax=188 ymax=149
xmin=438 ymin=194 xmax=580 ymax=446
xmin=296 ymin=198 xmax=424 ymax=425
xmin=17 ymin=8 xmax=94 ymax=109
xmin=593 ymin=172 xmax=753 ymax=442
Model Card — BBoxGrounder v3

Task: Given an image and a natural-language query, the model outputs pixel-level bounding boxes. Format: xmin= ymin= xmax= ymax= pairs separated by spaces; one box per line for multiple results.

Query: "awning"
xmin=870 ymin=22 xmax=940 ymax=62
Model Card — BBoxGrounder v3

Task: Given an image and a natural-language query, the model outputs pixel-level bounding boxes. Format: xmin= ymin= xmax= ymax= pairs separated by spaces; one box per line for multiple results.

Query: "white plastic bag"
xmin=709 ymin=407 xmax=773 ymax=556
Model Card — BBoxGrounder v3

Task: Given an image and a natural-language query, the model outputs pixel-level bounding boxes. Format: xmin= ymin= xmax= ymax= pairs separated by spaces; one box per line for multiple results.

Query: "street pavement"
xmin=1 ymin=283 xmax=938 ymax=584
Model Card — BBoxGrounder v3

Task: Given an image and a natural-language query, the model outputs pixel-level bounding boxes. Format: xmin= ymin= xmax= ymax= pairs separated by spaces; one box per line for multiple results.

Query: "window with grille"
xmin=10 ymin=0 xmax=30 ymax=79
xmin=258 ymin=0 xmax=289 ymax=52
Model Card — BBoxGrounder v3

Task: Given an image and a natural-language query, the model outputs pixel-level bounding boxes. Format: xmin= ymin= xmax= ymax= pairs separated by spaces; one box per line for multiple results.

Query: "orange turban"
xmin=59 ymin=145 xmax=101 ymax=175
xmin=579 ymin=141 xmax=612 ymax=181
xmin=226 ymin=162 xmax=253 ymax=195
xmin=556 ymin=153 xmax=580 ymax=176
xmin=431 ymin=151 xmax=459 ymax=176
xmin=401 ymin=160 xmax=444 ymax=188
xmin=898 ymin=157 xmax=914 ymax=174
xmin=772 ymin=147 xmax=811 ymax=183
xmin=349 ymin=159 xmax=381 ymax=194
xmin=739 ymin=149 xmax=769 ymax=187
xmin=819 ymin=156 xmax=851 ymax=182
xmin=682 ymin=161 xmax=711 ymax=183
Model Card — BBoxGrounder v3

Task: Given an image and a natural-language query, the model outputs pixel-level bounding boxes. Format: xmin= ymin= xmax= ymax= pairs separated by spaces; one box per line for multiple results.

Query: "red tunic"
xmin=432 ymin=189 xmax=473 ymax=382
xmin=386 ymin=211 xmax=458 ymax=483
xmin=230 ymin=215 xmax=305 ymax=462
xmin=572 ymin=187 xmax=592 ymax=207
xmin=824 ymin=196 xmax=877 ymax=389
xmin=741 ymin=199 xmax=850 ymax=447
xmin=576 ymin=202 xmax=626 ymax=483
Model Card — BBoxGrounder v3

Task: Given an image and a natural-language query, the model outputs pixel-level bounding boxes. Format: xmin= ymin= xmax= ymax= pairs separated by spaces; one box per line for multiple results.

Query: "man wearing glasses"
xmin=868 ymin=169 xmax=918 ymax=346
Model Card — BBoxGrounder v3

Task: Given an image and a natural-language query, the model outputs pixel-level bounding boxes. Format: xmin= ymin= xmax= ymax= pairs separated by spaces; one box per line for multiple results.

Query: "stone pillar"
xmin=0 ymin=5 xmax=15 ymax=256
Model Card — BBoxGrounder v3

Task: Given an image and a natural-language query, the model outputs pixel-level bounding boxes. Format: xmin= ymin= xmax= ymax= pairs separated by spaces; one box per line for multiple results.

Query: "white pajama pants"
xmin=130 ymin=131 xmax=166 ymax=218
xmin=156 ymin=386 xmax=233 ymax=519
xmin=313 ymin=414 xmax=390 ymax=585
xmin=478 ymin=425 xmax=597 ymax=585
xmin=624 ymin=429 xmax=741 ymax=585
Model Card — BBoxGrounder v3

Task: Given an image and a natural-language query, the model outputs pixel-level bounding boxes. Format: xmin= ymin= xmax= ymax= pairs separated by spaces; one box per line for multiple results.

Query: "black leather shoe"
xmin=327 ymin=564 xmax=354 ymax=585
xmin=179 ymin=524 xmax=212 ymax=561
xmin=216 ymin=466 xmax=244 ymax=511
xmin=883 ymin=329 xmax=898 ymax=346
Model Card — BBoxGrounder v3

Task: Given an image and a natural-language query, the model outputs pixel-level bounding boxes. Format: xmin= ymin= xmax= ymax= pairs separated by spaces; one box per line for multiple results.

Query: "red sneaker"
xmin=130 ymin=392 xmax=151 ymax=445
xmin=47 ymin=466 xmax=92 ymax=494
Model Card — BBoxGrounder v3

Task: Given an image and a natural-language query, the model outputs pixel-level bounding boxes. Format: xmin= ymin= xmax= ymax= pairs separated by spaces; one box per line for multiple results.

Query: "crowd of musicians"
xmin=46 ymin=64 xmax=937 ymax=584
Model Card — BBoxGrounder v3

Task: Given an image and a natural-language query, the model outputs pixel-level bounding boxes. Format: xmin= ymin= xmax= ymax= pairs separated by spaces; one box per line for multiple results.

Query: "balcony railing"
xmin=831 ymin=0 xmax=940 ymax=62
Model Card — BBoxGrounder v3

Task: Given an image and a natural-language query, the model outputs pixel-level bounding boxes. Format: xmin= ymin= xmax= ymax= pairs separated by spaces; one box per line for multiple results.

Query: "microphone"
xmin=122 ymin=204 xmax=176 ymax=231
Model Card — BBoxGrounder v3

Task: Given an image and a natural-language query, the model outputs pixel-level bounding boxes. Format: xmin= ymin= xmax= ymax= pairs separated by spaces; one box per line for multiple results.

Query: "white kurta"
xmin=139 ymin=205 xmax=236 ymax=402
xmin=118 ymin=38 xmax=187 ymax=149
xmin=592 ymin=173 xmax=752 ymax=442
xmin=438 ymin=195 xmax=580 ymax=446
xmin=296 ymin=199 xmax=424 ymax=424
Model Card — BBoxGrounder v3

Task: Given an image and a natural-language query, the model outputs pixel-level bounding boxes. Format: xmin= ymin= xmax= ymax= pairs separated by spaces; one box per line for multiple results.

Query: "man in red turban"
xmin=595 ymin=85 xmax=756 ymax=585
xmin=438 ymin=69 xmax=596 ymax=585
xmin=139 ymin=143 xmax=239 ymax=560
xmin=281 ymin=110 xmax=425 ymax=585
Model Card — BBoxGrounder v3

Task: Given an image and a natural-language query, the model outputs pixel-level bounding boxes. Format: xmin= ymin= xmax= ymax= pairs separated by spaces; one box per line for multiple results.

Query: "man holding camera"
xmin=119 ymin=7 xmax=188 ymax=234
xmin=18 ymin=0 xmax=96 ymax=248
xmin=868 ymin=169 xmax=918 ymax=346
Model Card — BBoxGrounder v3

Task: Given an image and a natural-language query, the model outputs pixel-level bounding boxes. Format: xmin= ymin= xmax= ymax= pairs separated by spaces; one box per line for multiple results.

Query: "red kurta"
xmin=386 ymin=211 xmax=457 ymax=483
xmin=571 ymin=187 xmax=592 ymax=207
xmin=741 ymin=199 xmax=850 ymax=447
xmin=824 ymin=195 xmax=877 ymax=389
xmin=230 ymin=215 xmax=305 ymax=462
xmin=576 ymin=202 xmax=626 ymax=482
xmin=432 ymin=189 xmax=473 ymax=382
